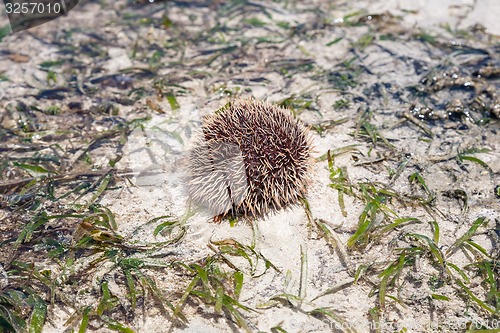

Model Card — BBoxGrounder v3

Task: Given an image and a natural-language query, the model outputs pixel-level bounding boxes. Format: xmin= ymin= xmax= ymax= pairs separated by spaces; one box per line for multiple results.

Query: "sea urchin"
xmin=187 ymin=98 xmax=312 ymax=218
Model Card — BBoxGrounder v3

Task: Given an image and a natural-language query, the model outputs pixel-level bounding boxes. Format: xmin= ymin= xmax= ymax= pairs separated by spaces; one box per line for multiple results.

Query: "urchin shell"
xmin=187 ymin=98 xmax=312 ymax=218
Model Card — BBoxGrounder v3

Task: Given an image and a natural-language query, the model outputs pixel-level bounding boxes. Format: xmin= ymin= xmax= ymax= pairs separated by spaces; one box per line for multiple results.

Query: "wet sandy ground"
xmin=0 ymin=0 xmax=499 ymax=332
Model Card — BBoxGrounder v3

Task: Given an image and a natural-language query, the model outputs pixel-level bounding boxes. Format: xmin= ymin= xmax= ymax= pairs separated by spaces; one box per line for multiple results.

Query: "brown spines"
xmin=187 ymin=98 xmax=312 ymax=219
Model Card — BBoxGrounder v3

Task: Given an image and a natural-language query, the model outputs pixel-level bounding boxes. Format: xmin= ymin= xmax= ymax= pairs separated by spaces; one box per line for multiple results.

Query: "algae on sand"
xmin=0 ymin=0 xmax=499 ymax=332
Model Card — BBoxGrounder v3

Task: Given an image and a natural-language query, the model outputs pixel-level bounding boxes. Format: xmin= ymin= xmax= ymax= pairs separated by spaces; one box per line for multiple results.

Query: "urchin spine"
xmin=187 ymin=98 xmax=312 ymax=218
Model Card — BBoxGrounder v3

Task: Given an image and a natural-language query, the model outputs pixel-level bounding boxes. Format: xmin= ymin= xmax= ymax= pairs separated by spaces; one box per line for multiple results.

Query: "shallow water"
xmin=0 ymin=1 xmax=498 ymax=332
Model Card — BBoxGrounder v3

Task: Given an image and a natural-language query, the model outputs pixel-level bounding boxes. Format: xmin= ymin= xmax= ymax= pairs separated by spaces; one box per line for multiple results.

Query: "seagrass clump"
xmin=187 ymin=98 xmax=312 ymax=219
